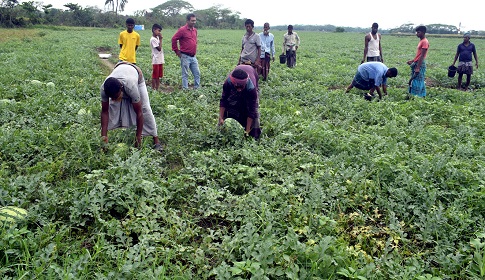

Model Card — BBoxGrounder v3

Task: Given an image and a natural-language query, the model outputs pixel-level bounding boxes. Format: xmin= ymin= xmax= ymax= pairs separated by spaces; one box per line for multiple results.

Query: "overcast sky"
xmin=38 ymin=0 xmax=485 ymax=31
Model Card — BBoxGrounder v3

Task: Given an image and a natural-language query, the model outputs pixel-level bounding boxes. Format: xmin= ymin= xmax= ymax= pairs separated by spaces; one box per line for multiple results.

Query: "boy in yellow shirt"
xmin=118 ymin=18 xmax=140 ymax=64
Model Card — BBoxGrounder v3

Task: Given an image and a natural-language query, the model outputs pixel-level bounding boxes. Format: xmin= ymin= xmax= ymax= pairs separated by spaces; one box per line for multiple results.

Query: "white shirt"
xmin=367 ymin=32 xmax=380 ymax=57
xmin=150 ymin=36 xmax=165 ymax=64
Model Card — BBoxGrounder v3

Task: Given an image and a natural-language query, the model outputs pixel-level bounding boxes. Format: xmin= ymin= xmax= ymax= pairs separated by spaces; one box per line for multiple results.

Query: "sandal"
xmin=153 ymin=143 xmax=163 ymax=153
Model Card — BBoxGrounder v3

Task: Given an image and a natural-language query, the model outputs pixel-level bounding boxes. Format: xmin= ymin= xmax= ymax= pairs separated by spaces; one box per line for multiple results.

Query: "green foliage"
xmin=335 ymin=27 xmax=345 ymax=33
xmin=1 ymin=28 xmax=485 ymax=279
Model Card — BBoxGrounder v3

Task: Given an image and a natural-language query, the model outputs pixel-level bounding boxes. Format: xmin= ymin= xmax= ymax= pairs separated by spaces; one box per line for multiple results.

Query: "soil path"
xmin=97 ymin=49 xmax=175 ymax=93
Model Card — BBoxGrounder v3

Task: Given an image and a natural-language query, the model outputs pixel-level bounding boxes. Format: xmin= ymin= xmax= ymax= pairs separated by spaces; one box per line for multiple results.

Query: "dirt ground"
xmin=97 ymin=47 xmax=175 ymax=93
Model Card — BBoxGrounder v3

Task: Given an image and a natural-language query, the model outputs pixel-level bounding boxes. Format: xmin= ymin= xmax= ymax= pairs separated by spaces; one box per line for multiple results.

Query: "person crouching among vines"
xmin=219 ymin=65 xmax=261 ymax=139
xmin=100 ymin=62 xmax=162 ymax=151
xmin=345 ymin=62 xmax=398 ymax=100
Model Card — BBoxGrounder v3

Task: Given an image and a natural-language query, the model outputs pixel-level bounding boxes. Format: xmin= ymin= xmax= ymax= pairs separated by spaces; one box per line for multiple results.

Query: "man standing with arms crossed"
xmin=172 ymin=13 xmax=201 ymax=90
xmin=362 ymin=22 xmax=383 ymax=63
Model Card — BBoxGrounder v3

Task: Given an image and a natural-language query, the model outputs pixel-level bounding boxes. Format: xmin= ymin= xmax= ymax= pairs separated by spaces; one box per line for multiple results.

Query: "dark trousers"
xmin=223 ymin=110 xmax=261 ymax=139
xmin=261 ymin=52 xmax=271 ymax=80
xmin=286 ymin=50 xmax=296 ymax=68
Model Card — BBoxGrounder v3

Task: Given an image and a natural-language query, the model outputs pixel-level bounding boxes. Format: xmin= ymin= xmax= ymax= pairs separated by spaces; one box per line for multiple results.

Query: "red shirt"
xmin=413 ymin=38 xmax=429 ymax=62
xmin=171 ymin=24 xmax=198 ymax=56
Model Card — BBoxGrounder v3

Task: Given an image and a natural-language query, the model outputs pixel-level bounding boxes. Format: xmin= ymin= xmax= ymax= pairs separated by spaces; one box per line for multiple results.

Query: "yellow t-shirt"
xmin=118 ymin=30 xmax=140 ymax=64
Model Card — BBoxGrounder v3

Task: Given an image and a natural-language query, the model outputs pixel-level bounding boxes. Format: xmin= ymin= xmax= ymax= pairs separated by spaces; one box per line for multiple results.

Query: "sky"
xmin=37 ymin=0 xmax=485 ymax=31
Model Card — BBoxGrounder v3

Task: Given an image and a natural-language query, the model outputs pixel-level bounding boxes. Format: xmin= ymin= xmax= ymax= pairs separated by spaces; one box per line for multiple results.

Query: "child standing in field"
xmin=118 ymin=18 xmax=140 ymax=64
xmin=150 ymin=24 xmax=165 ymax=91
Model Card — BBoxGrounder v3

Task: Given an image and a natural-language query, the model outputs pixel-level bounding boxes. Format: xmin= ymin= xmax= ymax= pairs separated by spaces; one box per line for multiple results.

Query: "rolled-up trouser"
xmin=351 ymin=71 xmax=375 ymax=91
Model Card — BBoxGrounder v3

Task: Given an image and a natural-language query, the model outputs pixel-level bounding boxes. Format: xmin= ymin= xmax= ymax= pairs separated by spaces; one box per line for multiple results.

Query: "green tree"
xmin=42 ymin=3 xmax=52 ymax=13
xmin=64 ymin=2 xmax=81 ymax=11
xmin=104 ymin=0 xmax=128 ymax=15
xmin=20 ymin=1 xmax=42 ymax=24
xmin=389 ymin=23 xmax=415 ymax=33
xmin=63 ymin=3 xmax=95 ymax=26
xmin=426 ymin=23 xmax=459 ymax=34
xmin=194 ymin=5 xmax=241 ymax=29
xmin=152 ymin=0 xmax=193 ymax=17
xmin=0 ymin=0 xmax=19 ymax=27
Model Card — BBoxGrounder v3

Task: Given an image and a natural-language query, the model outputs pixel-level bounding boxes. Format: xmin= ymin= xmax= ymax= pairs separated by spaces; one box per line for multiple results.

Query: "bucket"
xmin=448 ymin=65 xmax=457 ymax=78
xmin=279 ymin=54 xmax=286 ymax=64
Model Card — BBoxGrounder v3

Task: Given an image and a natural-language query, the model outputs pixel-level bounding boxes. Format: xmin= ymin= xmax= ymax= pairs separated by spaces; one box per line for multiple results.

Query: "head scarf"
xmin=230 ymin=74 xmax=248 ymax=88
xmin=463 ymin=32 xmax=471 ymax=38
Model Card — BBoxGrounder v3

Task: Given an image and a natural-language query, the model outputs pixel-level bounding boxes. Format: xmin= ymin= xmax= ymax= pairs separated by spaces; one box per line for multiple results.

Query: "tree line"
xmin=0 ymin=0 xmax=245 ymax=29
xmin=1 ymin=0 xmax=484 ymax=35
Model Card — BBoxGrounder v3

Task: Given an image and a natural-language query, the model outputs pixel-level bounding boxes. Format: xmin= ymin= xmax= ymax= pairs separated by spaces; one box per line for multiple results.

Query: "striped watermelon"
xmin=0 ymin=206 xmax=28 ymax=227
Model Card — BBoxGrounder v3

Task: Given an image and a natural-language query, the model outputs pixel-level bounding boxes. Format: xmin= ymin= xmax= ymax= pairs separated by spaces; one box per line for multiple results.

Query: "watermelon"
xmin=0 ymin=206 xmax=28 ymax=227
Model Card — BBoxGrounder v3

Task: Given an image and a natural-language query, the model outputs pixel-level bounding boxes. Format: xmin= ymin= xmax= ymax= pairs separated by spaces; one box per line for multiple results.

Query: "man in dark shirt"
xmin=452 ymin=32 xmax=479 ymax=91
xmin=171 ymin=13 xmax=200 ymax=89
xmin=219 ymin=65 xmax=261 ymax=139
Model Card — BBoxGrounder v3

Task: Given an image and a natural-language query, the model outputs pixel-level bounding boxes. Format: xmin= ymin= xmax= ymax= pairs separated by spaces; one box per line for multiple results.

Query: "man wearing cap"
xmin=218 ymin=64 xmax=261 ymax=139
xmin=451 ymin=32 xmax=479 ymax=91
xmin=345 ymin=62 xmax=398 ymax=100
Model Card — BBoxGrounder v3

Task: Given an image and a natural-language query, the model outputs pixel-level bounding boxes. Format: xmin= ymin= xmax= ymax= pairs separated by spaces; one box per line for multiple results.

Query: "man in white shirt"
xmin=259 ymin=22 xmax=275 ymax=81
xmin=282 ymin=25 xmax=300 ymax=68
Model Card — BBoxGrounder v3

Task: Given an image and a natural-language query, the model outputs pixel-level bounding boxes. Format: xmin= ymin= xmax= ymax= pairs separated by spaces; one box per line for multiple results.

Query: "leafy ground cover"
xmin=1 ymin=27 xmax=485 ymax=279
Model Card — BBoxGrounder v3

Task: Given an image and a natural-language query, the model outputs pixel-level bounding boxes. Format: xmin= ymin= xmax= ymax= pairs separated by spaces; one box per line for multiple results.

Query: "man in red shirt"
xmin=407 ymin=25 xmax=429 ymax=97
xmin=171 ymin=13 xmax=200 ymax=89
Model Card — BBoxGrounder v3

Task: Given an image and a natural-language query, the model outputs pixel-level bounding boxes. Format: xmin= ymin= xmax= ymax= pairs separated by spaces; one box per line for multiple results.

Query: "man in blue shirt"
xmin=451 ymin=32 xmax=479 ymax=91
xmin=259 ymin=22 xmax=275 ymax=81
xmin=345 ymin=62 xmax=398 ymax=100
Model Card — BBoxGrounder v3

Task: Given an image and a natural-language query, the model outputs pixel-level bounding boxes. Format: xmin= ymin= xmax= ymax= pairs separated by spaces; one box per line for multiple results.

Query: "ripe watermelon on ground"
xmin=0 ymin=206 xmax=28 ymax=227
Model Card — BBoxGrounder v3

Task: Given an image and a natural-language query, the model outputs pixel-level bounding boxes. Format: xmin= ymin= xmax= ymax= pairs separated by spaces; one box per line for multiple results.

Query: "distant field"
xmin=1 ymin=27 xmax=485 ymax=279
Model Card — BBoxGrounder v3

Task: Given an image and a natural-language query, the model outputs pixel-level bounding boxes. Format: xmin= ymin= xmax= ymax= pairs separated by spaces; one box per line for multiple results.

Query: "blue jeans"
xmin=180 ymin=54 xmax=200 ymax=89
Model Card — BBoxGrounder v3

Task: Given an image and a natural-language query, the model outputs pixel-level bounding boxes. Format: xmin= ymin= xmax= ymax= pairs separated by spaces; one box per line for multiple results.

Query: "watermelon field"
xmin=1 ymin=26 xmax=485 ymax=279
